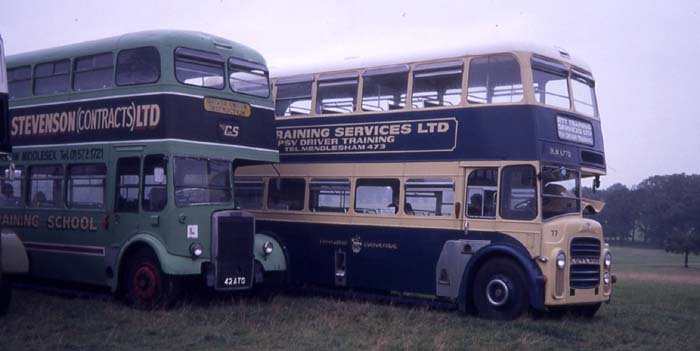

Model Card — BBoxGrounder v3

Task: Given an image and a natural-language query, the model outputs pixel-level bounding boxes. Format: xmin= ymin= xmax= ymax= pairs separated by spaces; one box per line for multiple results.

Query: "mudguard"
xmin=458 ymin=242 xmax=545 ymax=311
xmin=112 ymin=233 xmax=206 ymax=292
xmin=254 ymin=232 xmax=288 ymax=272
xmin=1 ymin=230 xmax=29 ymax=274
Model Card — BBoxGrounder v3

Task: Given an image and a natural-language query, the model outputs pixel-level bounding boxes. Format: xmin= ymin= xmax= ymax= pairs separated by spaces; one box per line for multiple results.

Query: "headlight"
xmin=604 ymin=252 xmax=612 ymax=269
xmin=556 ymin=252 xmax=566 ymax=270
xmin=263 ymin=241 xmax=274 ymax=255
xmin=189 ymin=242 xmax=203 ymax=257
xmin=603 ymin=271 xmax=610 ymax=285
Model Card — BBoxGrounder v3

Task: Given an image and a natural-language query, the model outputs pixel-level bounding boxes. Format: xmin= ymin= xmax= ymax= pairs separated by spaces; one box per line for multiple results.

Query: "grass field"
xmin=1 ymin=246 xmax=700 ymax=351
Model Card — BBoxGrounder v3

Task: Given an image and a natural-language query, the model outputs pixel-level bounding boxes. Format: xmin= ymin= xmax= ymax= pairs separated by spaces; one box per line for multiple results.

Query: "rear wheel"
xmin=124 ymin=249 xmax=179 ymax=310
xmin=472 ymin=258 xmax=529 ymax=320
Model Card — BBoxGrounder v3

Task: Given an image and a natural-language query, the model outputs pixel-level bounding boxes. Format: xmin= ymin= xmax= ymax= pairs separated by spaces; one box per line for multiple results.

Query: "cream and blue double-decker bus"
xmin=1 ymin=31 xmax=288 ymax=308
xmin=237 ymin=44 xmax=613 ymax=319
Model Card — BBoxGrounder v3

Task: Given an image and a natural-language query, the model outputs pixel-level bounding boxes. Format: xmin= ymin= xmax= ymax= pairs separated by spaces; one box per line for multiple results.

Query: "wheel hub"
xmin=486 ymin=278 xmax=509 ymax=306
xmin=132 ymin=263 xmax=159 ymax=303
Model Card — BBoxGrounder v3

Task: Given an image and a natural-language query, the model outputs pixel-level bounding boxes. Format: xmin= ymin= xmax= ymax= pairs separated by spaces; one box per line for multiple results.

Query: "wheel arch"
xmin=458 ymin=243 xmax=545 ymax=312
xmin=255 ymin=231 xmax=290 ymax=282
xmin=113 ymin=234 xmax=169 ymax=294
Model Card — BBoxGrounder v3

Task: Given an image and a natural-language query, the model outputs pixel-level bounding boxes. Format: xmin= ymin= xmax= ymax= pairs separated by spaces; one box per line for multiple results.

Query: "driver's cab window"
xmin=500 ymin=165 xmax=537 ymax=220
xmin=142 ymin=154 xmax=167 ymax=212
xmin=466 ymin=168 xmax=498 ymax=218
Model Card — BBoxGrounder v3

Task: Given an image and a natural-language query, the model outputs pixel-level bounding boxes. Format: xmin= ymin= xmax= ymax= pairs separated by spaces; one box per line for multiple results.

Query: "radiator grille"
xmin=213 ymin=211 xmax=255 ymax=290
xmin=569 ymin=237 xmax=600 ymax=289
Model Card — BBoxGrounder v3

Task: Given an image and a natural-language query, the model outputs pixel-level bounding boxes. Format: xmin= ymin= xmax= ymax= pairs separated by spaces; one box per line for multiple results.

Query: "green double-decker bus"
xmin=1 ymin=31 xmax=288 ymax=308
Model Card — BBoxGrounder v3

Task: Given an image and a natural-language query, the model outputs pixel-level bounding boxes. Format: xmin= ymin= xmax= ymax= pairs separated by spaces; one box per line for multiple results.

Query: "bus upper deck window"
xmin=116 ymin=47 xmax=160 ymax=86
xmin=34 ymin=60 xmax=70 ymax=96
xmin=7 ymin=66 xmax=32 ymax=99
xmin=361 ymin=65 xmax=408 ymax=112
xmin=571 ymin=68 xmax=598 ymax=118
xmin=412 ymin=60 xmax=463 ymax=109
xmin=499 ymin=165 xmax=537 ymax=221
xmin=74 ymin=52 xmax=114 ymax=91
xmin=467 ymin=54 xmax=523 ymax=104
xmin=531 ymin=56 xmax=570 ymax=110
xmin=228 ymin=57 xmax=270 ymax=98
xmin=275 ymin=76 xmax=313 ymax=117
xmin=316 ymin=72 xmax=359 ymax=115
xmin=175 ymin=48 xmax=225 ymax=89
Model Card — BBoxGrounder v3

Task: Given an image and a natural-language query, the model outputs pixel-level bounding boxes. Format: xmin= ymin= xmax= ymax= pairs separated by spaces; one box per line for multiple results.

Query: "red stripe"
xmin=24 ymin=242 xmax=105 ymax=256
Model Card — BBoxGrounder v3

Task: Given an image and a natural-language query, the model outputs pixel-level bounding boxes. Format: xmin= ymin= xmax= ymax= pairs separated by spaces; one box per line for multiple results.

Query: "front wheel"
xmin=124 ymin=249 xmax=179 ymax=310
xmin=472 ymin=258 xmax=529 ymax=320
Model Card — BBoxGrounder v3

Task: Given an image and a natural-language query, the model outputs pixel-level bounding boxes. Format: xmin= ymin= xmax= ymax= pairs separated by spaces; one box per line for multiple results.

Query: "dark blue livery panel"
xmin=9 ymin=94 xmax=277 ymax=151
xmin=276 ymin=105 xmax=605 ymax=172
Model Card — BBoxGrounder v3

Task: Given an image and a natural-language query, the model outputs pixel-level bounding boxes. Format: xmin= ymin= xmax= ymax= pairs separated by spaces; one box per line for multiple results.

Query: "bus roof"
xmin=6 ymin=30 xmax=267 ymax=68
xmin=270 ymin=41 xmax=591 ymax=78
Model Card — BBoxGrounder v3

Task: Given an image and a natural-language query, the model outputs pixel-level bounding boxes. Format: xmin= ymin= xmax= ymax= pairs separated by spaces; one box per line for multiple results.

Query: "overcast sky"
xmin=1 ymin=0 xmax=698 ymax=187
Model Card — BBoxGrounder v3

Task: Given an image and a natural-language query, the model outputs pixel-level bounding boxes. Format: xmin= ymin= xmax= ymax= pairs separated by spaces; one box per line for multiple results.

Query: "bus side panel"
xmin=257 ymin=220 xmax=535 ymax=296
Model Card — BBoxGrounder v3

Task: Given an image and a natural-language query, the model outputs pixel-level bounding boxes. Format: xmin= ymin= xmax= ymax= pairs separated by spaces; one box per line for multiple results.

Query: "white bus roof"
xmin=270 ymin=42 xmax=592 ymax=79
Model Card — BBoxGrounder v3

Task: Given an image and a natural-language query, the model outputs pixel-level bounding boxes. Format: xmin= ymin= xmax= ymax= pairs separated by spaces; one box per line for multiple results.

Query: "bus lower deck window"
xmin=467 ymin=168 xmax=498 ymax=218
xmin=1 ymin=166 xmax=23 ymax=207
xmin=28 ymin=164 xmax=64 ymax=208
xmin=500 ymin=165 xmax=537 ymax=220
xmin=355 ymin=178 xmax=400 ymax=215
xmin=143 ymin=155 xmax=168 ymax=211
xmin=234 ymin=177 xmax=265 ymax=209
xmin=404 ymin=178 xmax=454 ymax=216
xmin=67 ymin=164 xmax=107 ymax=209
xmin=115 ymin=157 xmax=141 ymax=213
xmin=267 ymin=178 xmax=305 ymax=211
xmin=309 ymin=178 xmax=350 ymax=213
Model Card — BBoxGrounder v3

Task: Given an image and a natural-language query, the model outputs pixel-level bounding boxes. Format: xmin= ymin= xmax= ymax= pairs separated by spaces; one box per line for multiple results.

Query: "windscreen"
xmin=541 ymin=166 xmax=581 ymax=219
xmin=174 ymin=157 xmax=232 ymax=207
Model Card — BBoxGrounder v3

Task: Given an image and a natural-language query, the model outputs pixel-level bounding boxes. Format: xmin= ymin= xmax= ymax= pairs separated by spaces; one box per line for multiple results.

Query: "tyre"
xmin=472 ymin=257 xmax=529 ymax=320
xmin=0 ymin=278 xmax=11 ymax=316
xmin=570 ymin=303 xmax=601 ymax=318
xmin=124 ymin=249 xmax=179 ymax=310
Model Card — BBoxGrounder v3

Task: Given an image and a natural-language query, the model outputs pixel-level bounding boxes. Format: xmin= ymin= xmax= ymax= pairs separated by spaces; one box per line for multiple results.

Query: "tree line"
xmin=583 ymin=173 xmax=700 ymax=267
